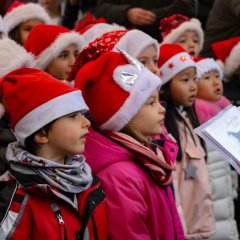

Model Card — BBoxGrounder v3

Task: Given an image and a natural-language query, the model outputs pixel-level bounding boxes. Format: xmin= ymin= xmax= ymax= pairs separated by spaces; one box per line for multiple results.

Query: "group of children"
xmin=0 ymin=1 xmax=239 ymax=239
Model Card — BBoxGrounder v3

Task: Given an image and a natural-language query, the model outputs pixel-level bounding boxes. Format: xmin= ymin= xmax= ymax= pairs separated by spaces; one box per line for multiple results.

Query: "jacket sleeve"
xmin=152 ymin=0 xmax=197 ymax=21
xmin=99 ymin=166 xmax=151 ymax=240
xmin=94 ymin=0 xmax=132 ymax=26
xmin=231 ymin=0 xmax=240 ymax=18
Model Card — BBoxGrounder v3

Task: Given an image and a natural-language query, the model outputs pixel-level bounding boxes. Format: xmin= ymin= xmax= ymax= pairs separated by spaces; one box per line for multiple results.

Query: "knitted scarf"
xmin=107 ymin=132 xmax=175 ymax=186
xmin=6 ymin=142 xmax=93 ymax=193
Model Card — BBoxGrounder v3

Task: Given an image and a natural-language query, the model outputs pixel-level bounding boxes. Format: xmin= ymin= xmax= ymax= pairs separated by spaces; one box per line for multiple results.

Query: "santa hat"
xmin=158 ymin=43 xmax=196 ymax=84
xmin=75 ymin=50 xmax=162 ymax=131
xmin=67 ymin=29 xmax=159 ymax=81
xmin=3 ymin=1 xmax=51 ymax=33
xmin=160 ymin=14 xmax=204 ymax=51
xmin=0 ymin=38 xmax=34 ymax=77
xmin=0 ymin=16 xmax=7 ymax=38
xmin=0 ymin=68 xmax=88 ymax=145
xmin=74 ymin=12 xmax=126 ymax=45
xmin=212 ymin=36 xmax=240 ymax=78
xmin=194 ymin=57 xmax=223 ymax=79
xmin=24 ymin=24 xmax=85 ymax=70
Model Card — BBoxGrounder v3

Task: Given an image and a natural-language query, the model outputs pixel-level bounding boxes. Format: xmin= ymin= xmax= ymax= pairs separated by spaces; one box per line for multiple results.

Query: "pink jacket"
xmin=195 ymin=96 xmax=230 ymax=124
xmin=84 ymin=128 xmax=184 ymax=240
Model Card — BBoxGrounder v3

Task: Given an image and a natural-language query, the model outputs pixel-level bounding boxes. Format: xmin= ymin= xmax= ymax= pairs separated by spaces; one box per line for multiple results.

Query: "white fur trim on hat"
xmin=159 ymin=52 xmax=196 ymax=85
xmin=34 ymin=32 xmax=85 ymax=70
xmin=224 ymin=42 xmax=240 ymax=77
xmin=0 ymin=16 xmax=7 ymax=38
xmin=83 ymin=23 xmax=126 ymax=45
xmin=113 ymin=29 xmax=159 ymax=58
xmin=162 ymin=19 xmax=204 ymax=51
xmin=100 ymin=65 xmax=161 ymax=131
xmin=3 ymin=3 xmax=51 ymax=33
xmin=0 ymin=38 xmax=34 ymax=77
xmin=15 ymin=90 xmax=88 ymax=145
xmin=196 ymin=58 xmax=223 ymax=79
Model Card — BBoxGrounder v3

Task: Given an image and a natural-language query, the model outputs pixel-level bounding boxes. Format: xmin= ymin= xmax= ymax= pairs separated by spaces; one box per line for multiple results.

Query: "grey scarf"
xmin=6 ymin=142 xmax=93 ymax=193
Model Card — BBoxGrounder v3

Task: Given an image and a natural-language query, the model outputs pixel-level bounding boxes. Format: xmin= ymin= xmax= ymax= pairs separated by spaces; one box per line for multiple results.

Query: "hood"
xmin=84 ymin=128 xmax=134 ymax=174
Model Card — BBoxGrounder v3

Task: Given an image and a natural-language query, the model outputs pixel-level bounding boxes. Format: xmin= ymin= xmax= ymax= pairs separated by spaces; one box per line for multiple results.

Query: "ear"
xmin=34 ymin=129 xmax=49 ymax=144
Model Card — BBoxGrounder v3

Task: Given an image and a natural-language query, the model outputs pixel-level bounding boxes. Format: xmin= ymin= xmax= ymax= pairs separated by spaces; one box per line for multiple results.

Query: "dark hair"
xmin=8 ymin=26 xmax=21 ymax=45
xmin=25 ymin=121 xmax=55 ymax=155
xmin=160 ymin=81 xmax=206 ymax=161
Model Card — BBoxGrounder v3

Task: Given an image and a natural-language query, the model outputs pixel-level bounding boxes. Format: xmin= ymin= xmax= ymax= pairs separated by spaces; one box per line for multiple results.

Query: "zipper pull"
xmin=51 ymin=203 xmax=65 ymax=224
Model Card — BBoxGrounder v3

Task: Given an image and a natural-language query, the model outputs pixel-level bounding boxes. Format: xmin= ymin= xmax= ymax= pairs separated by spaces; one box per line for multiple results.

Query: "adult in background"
xmin=93 ymin=0 xmax=197 ymax=40
xmin=201 ymin=0 xmax=240 ymax=58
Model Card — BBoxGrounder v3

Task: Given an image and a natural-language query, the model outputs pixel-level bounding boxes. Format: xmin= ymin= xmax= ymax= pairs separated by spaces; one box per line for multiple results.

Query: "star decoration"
xmin=184 ymin=163 xmax=197 ymax=180
xmin=159 ymin=71 xmax=164 ymax=77
xmin=180 ymin=56 xmax=186 ymax=62
xmin=168 ymin=63 xmax=174 ymax=69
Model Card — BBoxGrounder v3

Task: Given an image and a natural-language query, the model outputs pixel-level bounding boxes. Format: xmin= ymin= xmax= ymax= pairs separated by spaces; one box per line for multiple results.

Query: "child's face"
xmin=175 ymin=30 xmax=200 ymax=57
xmin=137 ymin=44 xmax=158 ymax=75
xmin=170 ymin=67 xmax=197 ymax=107
xmin=197 ymin=71 xmax=223 ymax=101
xmin=127 ymin=90 xmax=165 ymax=141
xmin=45 ymin=44 xmax=78 ymax=80
xmin=19 ymin=19 xmax=43 ymax=45
xmin=42 ymin=111 xmax=90 ymax=163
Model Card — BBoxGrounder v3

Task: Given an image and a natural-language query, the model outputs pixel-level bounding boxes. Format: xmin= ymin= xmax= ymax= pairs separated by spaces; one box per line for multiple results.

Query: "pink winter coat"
xmin=84 ymin=128 xmax=184 ymax=240
xmin=195 ymin=96 xmax=230 ymax=124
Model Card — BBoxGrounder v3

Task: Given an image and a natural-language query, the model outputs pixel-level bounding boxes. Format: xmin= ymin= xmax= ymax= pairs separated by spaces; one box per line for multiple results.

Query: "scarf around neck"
xmin=6 ymin=142 xmax=93 ymax=193
xmin=107 ymin=132 xmax=175 ymax=186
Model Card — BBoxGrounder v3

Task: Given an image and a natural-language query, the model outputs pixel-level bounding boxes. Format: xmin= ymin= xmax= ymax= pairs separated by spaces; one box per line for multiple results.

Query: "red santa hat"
xmin=158 ymin=43 xmax=196 ymax=84
xmin=0 ymin=68 xmax=88 ymax=145
xmin=0 ymin=38 xmax=34 ymax=77
xmin=67 ymin=29 xmax=159 ymax=81
xmin=212 ymin=36 xmax=240 ymax=78
xmin=75 ymin=50 xmax=162 ymax=131
xmin=194 ymin=57 xmax=223 ymax=79
xmin=0 ymin=16 xmax=7 ymax=38
xmin=3 ymin=1 xmax=51 ymax=33
xmin=74 ymin=12 xmax=126 ymax=45
xmin=160 ymin=14 xmax=204 ymax=51
xmin=24 ymin=24 xmax=85 ymax=70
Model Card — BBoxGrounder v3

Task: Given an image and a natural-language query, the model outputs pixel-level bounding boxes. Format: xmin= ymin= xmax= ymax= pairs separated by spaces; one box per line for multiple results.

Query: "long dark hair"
xmin=160 ymin=81 xmax=206 ymax=161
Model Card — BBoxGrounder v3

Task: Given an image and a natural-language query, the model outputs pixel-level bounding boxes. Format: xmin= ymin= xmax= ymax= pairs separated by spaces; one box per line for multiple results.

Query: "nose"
xmin=149 ymin=62 xmax=158 ymax=75
xmin=158 ymin=101 xmax=166 ymax=115
xmin=69 ymin=54 xmax=76 ymax=67
xmin=82 ymin=115 xmax=91 ymax=128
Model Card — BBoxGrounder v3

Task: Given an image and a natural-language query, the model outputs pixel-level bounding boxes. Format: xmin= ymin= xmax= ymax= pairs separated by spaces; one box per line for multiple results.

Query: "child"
xmin=68 ymin=29 xmax=159 ymax=81
xmin=158 ymin=43 xmax=215 ymax=239
xmin=3 ymin=1 xmax=50 ymax=45
xmin=0 ymin=37 xmax=35 ymax=175
xmin=194 ymin=57 xmax=239 ymax=240
xmin=24 ymin=24 xmax=85 ymax=81
xmin=195 ymin=57 xmax=230 ymax=123
xmin=74 ymin=12 xmax=126 ymax=45
xmin=160 ymin=14 xmax=204 ymax=58
xmin=74 ymin=50 xmax=184 ymax=239
xmin=0 ymin=68 xmax=108 ymax=239
xmin=212 ymin=36 xmax=240 ymax=106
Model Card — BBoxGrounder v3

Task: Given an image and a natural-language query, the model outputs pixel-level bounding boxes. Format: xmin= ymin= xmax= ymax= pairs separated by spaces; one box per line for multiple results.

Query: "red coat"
xmin=0 ymin=174 xmax=108 ymax=240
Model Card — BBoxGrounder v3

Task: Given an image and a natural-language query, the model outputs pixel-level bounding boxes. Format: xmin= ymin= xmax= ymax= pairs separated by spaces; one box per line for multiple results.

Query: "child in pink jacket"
xmin=194 ymin=57 xmax=230 ymax=124
xmin=74 ymin=50 xmax=184 ymax=239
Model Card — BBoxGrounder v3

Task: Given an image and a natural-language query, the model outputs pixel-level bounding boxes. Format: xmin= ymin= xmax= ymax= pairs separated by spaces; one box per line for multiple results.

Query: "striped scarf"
xmin=6 ymin=142 xmax=93 ymax=193
xmin=107 ymin=132 xmax=175 ymax=186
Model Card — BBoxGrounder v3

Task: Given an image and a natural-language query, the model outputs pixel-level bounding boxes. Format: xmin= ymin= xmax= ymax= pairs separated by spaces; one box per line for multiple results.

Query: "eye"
xmin=153 ymin=58 xmax=158 ymax=65
xmin=58 ymin=52 xmax=68 ymax=59
xmin=140 ymin=60 xmax=146 ymax=65
xmin=74 ymin=50 xmax=78 ymax=58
